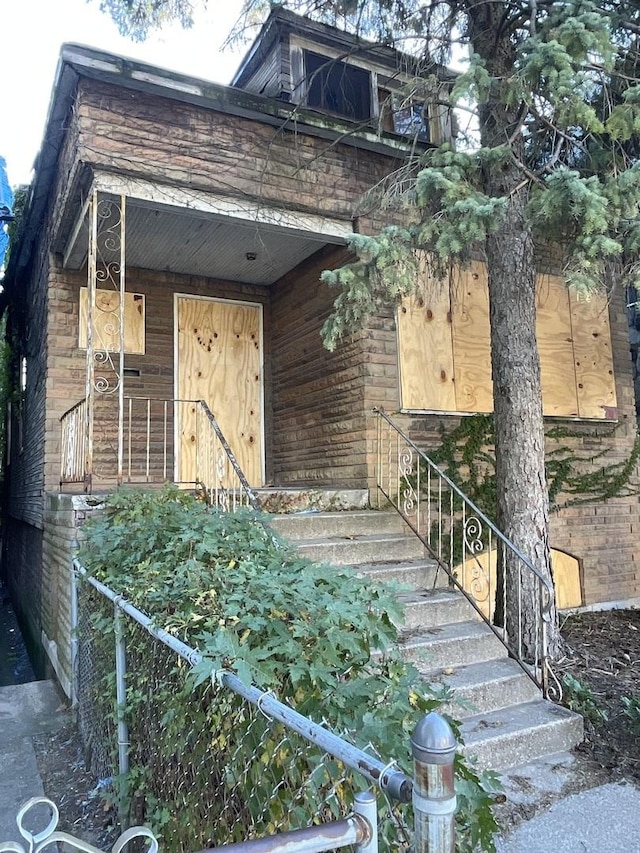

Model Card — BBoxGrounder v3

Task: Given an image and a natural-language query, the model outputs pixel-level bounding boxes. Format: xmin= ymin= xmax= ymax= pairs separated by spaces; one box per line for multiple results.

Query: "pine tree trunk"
xmin=466 ymin=0 xmax=561 ymax=662
xmin=485 ymin=193 xmax=559 ymax=661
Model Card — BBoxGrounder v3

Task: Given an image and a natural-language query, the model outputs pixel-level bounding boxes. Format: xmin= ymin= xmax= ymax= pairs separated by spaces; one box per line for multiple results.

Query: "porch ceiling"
xmin=64 ymin=197 xmax=349 ymax=285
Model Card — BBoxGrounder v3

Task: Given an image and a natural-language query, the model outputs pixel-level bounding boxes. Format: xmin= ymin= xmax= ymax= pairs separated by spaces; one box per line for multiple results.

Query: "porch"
xmin=55 ymin=179 xmax=378 ymax=501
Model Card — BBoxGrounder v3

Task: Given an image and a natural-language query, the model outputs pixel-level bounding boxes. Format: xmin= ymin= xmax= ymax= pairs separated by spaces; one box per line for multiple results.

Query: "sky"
xmin=1 ymin=0 xmax=248 ymax=188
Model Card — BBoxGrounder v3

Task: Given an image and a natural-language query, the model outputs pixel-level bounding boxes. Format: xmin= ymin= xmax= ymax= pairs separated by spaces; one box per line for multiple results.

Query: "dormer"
xmin=231 ymin=9 xmax=454 ymax=147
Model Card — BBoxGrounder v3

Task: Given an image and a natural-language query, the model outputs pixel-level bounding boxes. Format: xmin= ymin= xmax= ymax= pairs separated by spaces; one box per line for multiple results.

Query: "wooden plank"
xmin=450 ymin=262 xmax=493 ymax=412
xmin=397 ymin=257 xmax=455 ymax=410
xmin=454 ymin=547 xmax=582 ymax=618
xmin=552 ymin=549 xmax=583 ymax=609
xmin=535 ymin=275 xmax=579 ymax=417
xmin=177 ymin=297 xmax=263 ymax=487
xmin=569 ymin=289 xmax=617 ymax=419
xmin=79 ymin=287 xmax=145 ymax=354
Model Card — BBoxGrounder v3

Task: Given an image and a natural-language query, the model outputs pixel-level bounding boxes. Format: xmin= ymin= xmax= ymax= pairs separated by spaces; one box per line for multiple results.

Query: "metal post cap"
xmin=411 ymin=711 xmax=457 ymax=765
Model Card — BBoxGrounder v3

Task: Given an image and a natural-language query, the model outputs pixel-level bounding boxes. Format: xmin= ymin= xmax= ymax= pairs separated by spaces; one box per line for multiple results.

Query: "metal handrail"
xmin=196 ymin=400 xmax=260 ymax=511
xmin=373 ymin=407 xmax=555 ymax=696
xmin=59 ymin=396 xmax=260 ymax=511
xmin=74 ymin=560 xmax=412 ymax=803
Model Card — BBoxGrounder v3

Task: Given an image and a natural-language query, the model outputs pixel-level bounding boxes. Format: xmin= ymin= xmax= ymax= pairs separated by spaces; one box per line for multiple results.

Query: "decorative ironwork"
xmin=373 ymin=407 xmax=554 ymax=697
xmin=85 ymin=191 xmax=126 ymax=489
xmin=60 ymin=396 xmax=260 ymax=512
xmin=0 ymin=797 xmax=157 ymax=853
xmin=462 ymin=516 xmax=484 ymax=554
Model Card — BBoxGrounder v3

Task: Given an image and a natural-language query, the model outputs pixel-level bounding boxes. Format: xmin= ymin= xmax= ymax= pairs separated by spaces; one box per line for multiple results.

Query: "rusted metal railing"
xmin=60 ymin=397 xmax=259 ymax=510
xmin=374 ymin=408 xmax=555 ymax=697
xmin=71 ymin=563 xmax=459 ymax=853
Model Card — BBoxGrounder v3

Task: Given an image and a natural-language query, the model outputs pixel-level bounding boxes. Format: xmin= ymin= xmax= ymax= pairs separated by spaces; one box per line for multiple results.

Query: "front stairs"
xmin=268 ymin=506 xmax=583 ymax=772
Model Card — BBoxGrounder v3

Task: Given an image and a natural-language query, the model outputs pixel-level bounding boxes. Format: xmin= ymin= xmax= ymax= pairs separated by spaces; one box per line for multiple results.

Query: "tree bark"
xmin=466 ymin=0 xmax=561 ymax=661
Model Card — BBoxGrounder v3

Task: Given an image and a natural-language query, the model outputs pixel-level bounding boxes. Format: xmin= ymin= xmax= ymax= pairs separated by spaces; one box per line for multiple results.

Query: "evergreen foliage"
xmin=96 ymin=0 xmax=198 ymax=40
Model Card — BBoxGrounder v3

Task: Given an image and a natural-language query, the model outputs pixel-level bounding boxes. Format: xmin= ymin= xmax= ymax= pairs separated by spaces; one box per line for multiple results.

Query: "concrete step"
xmin=267 ymin=501 xmax=584 ymax=774
xmin=397 ymin=620 xmax=507 ymax=669
xmin=460 ymin=700 xmax=583 ymax=772
xmin=256 ymin=488 xmax=369 ymax=514
xmin=396 ymin=588 xmax=478 ymax=629
xmin=356 ymin=559 xmax=447 ymax=589
xmin=270 ymin=510 xmax=404 ymax=541
xmin=422 ymin=658 xmax=542 ymax=717
xmin=296 ymin=533 xmax=424 ymax=566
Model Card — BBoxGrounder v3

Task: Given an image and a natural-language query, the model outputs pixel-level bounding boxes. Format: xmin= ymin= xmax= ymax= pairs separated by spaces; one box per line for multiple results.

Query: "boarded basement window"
xmin=397 ymin=259 xmax=617 ymax=420
xmin=79 ymin=288 xmax=145 ymax=355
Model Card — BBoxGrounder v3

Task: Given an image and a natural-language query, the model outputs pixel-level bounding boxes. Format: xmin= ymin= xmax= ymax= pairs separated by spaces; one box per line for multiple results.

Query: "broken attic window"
xmin=392 ymin=100 xmax=429 ymax=141
xmin=304 ymin=50 xmax=372 ymax=121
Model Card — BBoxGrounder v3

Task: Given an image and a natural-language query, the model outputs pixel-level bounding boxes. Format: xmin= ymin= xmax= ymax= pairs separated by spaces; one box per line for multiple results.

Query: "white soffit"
xmin=63 ymin=175 xmax=352 ymax=284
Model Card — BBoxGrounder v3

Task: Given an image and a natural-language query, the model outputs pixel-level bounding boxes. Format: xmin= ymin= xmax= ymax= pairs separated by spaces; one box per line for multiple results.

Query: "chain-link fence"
xmin=73 ymin=565 xmax=428 ymax=853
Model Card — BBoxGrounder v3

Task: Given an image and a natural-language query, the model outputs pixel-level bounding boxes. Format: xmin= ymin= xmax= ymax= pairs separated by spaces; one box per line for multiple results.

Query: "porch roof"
xmin=60 ymin=173 xmax=353 ymax=285
xmin=5 ymin=41 xmax=407 ymax=288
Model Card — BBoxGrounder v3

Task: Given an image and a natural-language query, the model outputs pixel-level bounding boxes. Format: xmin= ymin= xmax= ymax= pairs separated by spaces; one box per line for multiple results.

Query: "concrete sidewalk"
xmin=496 ymin=781 xmax=640 ymax=851
xmin=494 ymin=751 xmax=640 ymax=851
xmin=0 ymin=681 xmax=68 ymax=845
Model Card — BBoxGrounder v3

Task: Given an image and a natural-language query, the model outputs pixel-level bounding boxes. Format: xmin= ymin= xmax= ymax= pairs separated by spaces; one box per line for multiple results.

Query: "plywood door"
xmin=177 ymin=297 xmax=263 ymax=487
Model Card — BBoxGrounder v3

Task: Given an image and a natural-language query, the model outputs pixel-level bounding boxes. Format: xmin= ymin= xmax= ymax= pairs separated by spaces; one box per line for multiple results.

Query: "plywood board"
xmin=397 ymin=259 xmax=455 ymax=410
xmin=551 ymin=550 xmax=582 ymax=609
xmin=451 ymin=262 xmax=493 ymax=412
xmin=79 ymin=288 xmax=145 ymax=354
xmin=454 ymin=549 xmax=497 ymax=621
xmin=535 ymin=275 xmax=579 ymax=417
xmin=569 ymin=290 xmax=617 ymax=419
xmin=177 ymin=297 xmax=263 ymax=488
xmin=453 ymin=547 xmax=582 ymax=619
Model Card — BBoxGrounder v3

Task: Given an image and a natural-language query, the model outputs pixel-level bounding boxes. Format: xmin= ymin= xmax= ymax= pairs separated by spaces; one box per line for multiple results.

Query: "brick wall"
xmin=270 ymin=246 xmax=372 ymax=486
xmin=75 ymin=80 xmax=401 ymax=224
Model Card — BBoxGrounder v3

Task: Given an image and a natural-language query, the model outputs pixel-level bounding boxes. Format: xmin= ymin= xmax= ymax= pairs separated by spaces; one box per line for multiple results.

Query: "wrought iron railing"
xmin=60 ymin=397 xmax=259 ymax=510
xmin=374 ymin=408 xmax=555 ymax=697
xmin=60 ymin=398 xmax=88 ymax=486
xmin=193 ymin=401 xmax=259 ymax=510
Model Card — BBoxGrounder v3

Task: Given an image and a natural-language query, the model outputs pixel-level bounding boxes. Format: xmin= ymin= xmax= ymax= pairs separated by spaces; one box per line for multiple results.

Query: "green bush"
xmin=621 ymin=695 xmax=640 ymax=734
xmin=78 ymin=486 xmax=499 ymax=852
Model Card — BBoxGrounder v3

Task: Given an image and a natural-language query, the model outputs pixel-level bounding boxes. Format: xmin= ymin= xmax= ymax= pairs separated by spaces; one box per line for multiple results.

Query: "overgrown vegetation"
xmin=78 ymin=487 xmax=500 ymax=852
xmin=428 ymin=415 xmax=640 ymax=526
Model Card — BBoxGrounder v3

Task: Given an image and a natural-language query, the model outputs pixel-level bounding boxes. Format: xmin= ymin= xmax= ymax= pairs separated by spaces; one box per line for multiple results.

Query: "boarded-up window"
xmin=79 ymin=288 xmax=145 ymax=355
xmin=397 ymin=261 xmax=617 ymax=420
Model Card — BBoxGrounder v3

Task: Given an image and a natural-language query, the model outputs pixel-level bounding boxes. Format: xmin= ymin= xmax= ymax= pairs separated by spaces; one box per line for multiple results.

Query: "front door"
xmin=176 ymin=295 xmax=264 ymax=487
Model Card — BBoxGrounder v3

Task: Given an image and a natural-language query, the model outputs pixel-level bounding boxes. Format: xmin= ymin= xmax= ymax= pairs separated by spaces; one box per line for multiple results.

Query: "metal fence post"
xmin=114 ymin=603 xmax=130 ymax=824
xmin=353 ymin=791 xmax=378 ymax=853
xmin=410 ymin=712 xmax=457 ymax=853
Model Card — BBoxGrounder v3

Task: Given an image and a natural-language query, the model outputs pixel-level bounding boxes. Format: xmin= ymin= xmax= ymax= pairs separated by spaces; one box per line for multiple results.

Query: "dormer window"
xmin=392 ymin=100 xmax=429 ymax=142
xmin=303 ymin=50 xmax=372 ymax=121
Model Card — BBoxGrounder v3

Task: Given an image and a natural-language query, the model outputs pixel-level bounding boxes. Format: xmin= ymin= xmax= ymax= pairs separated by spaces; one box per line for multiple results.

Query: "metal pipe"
xmin=70 ymin=564 xmax=79 ymax=707
xmin=196 ymin=815 xmax=363 ymax=853
xmin=411 ymin=712 xmax=457 ymax=853
xmin=353 ymin=791 xmax=377 ymax=853
xmin=76 ymin=564 xmax=412 ymax=803
xmin=113 ymin=603 xmax=130 ymax=823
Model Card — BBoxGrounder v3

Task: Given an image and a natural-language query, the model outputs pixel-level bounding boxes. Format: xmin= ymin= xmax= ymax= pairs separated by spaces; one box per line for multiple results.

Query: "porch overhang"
xmin=61 ymin=173 xmax=354 ymax=284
